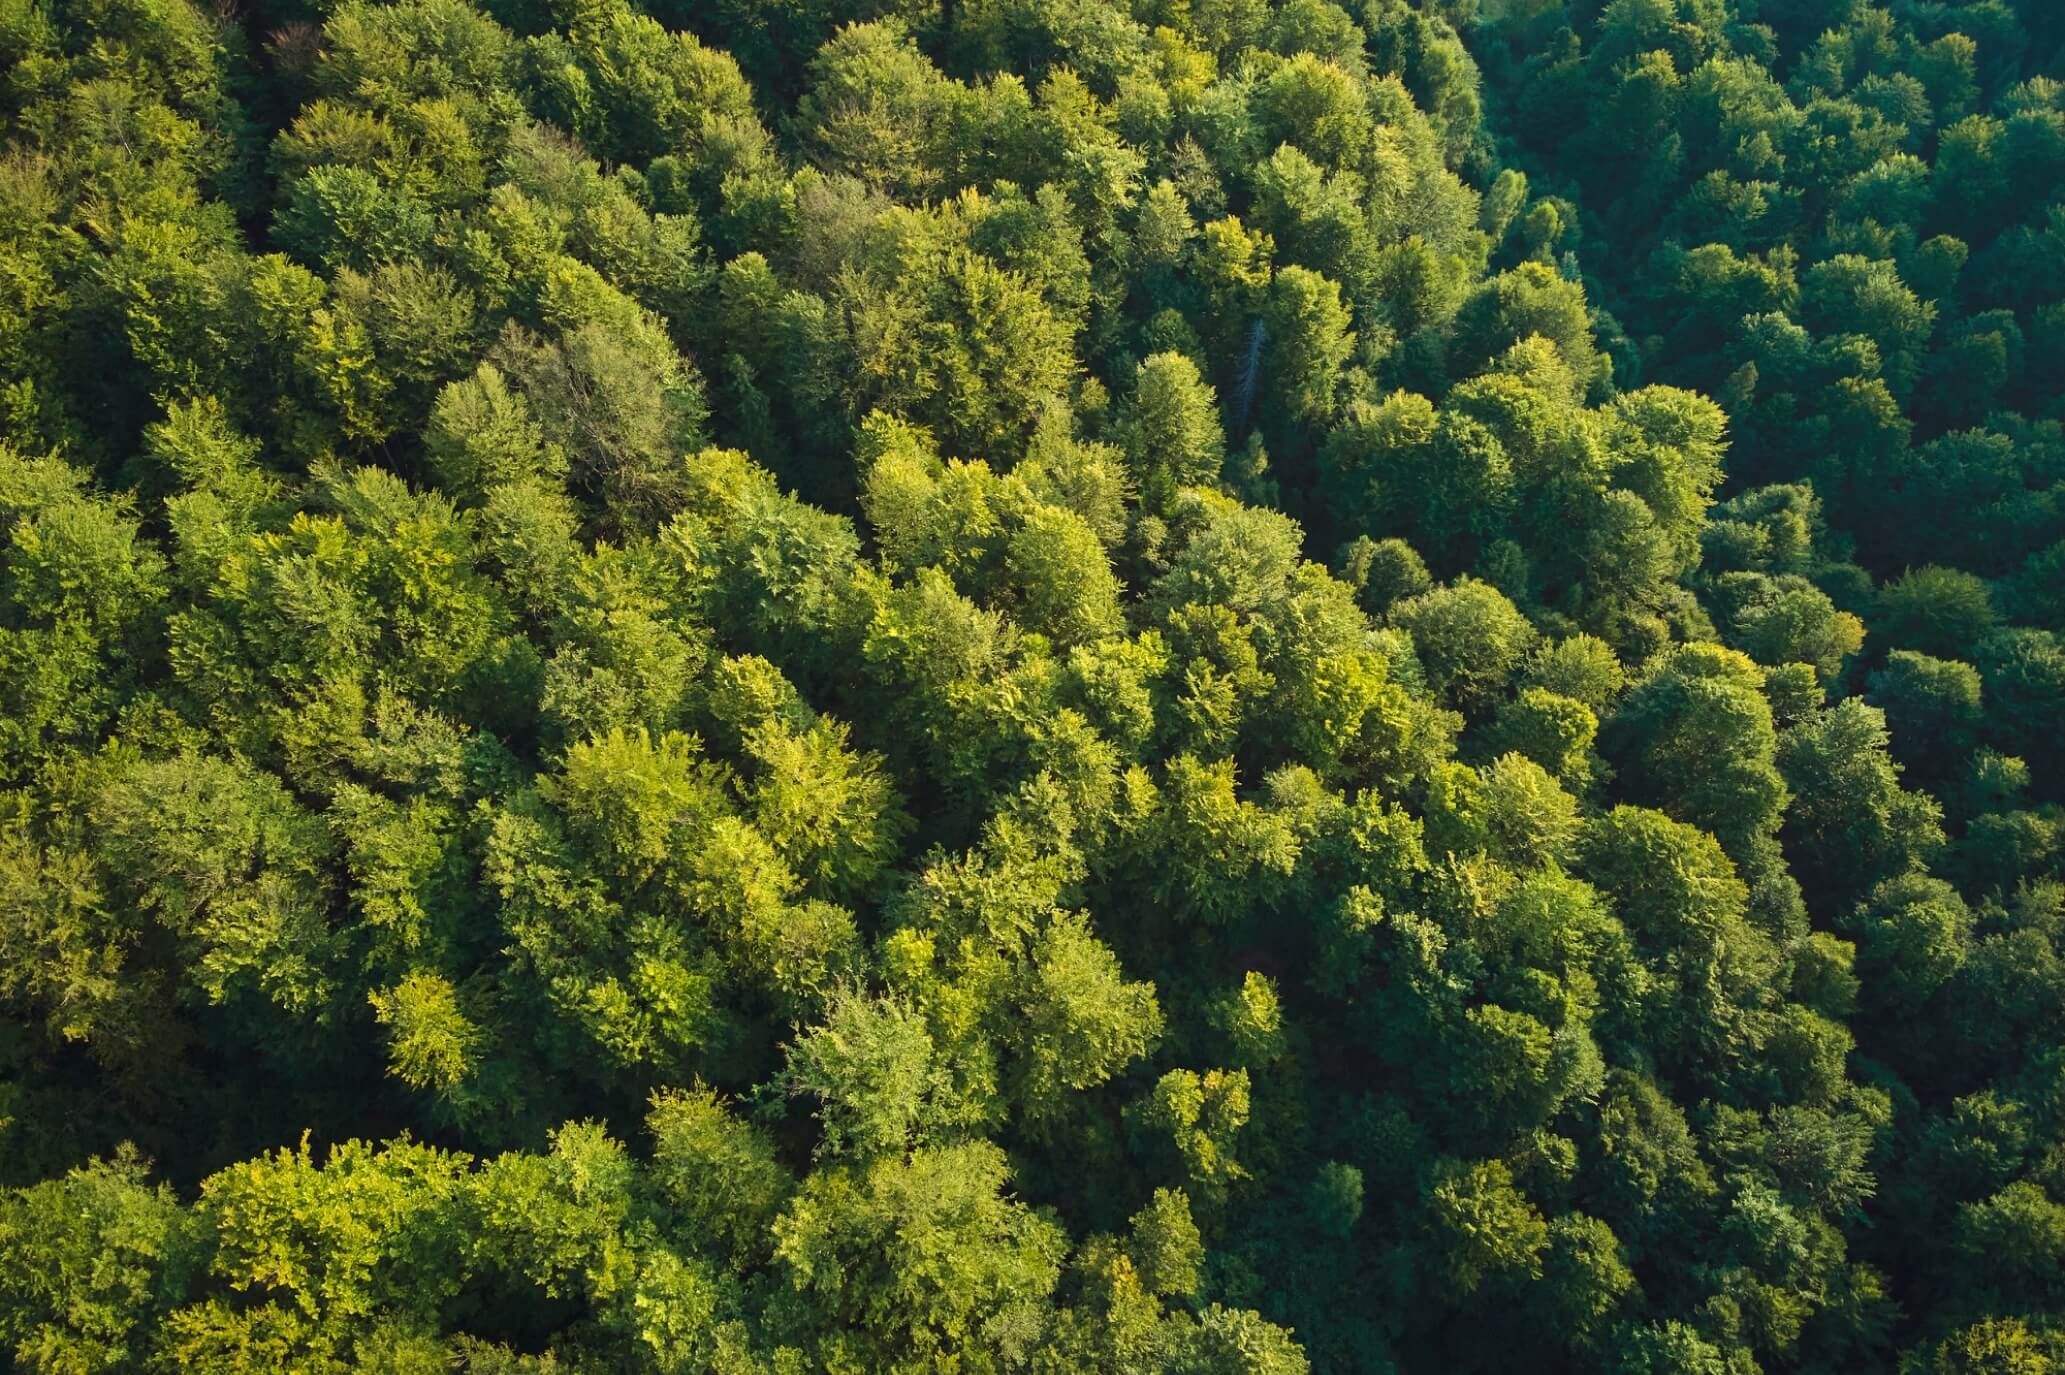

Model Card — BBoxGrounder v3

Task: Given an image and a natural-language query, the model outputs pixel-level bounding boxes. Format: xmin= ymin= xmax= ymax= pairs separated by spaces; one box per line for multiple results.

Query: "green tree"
xmin=0 ymin=1150 xmax=197 ymax=1375
xmin=1264 ymin=265 xmax=1355 ymax=426
xmin=1779 ymin=698 xmax=1944 ymax=902
xmin=1392 ymin=577 xmax=1537 ymax=714
xmin=1016 ymin=913 xmax=1164 ymax=1118
xmin=1875 ymin=566 xmax=1998 ymax=661
xmin=1119 ymin=351 xmax=1226 ymax=495
xmin=771 ymin=1141 xmax=1067 ymax=1373
xmin=1602 ymin=644 xmax=1787 ymax=858
xmin=782 ymin=988 xmax=948 ymax=1158
xmin=1422 ymin=1157 xmax=1550 ymax=1298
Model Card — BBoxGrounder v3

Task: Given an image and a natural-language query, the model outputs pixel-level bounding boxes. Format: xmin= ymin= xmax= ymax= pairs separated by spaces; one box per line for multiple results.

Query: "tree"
xmin=1720 ymin=573 xmax=1863 ymax=682
xmin=0 ymin=1150 xmax=196 ymax=1375
xmin=1016 ymin=913 xmax=1163 ymax=1118
xmin=1800 ymin=255 xmax=1935 ymax=397
xmin=1484 ymin=687 xmax=1599 ymax=791
xmin=1161 ymin=1304 xmax=1312 ymax=1374
xmin=1842 ymin=873 xmax=1972 ymax=1019
xmin=1392 ymin=577 xmax=1536 ymax=714
xmin=733 ymin=705 xmax=910 ymax=903
xmin=1005 ymin=505 xmax=1125 ymax=647
xmin=1336 ymin=535 xmax=1431 ymax=616
xmin=1924 ymin=1318 xmax=2060 ymax=1375
xmin=645 ymin=1087 xmax=791 ymax=1265
xmin=1422 ymin=1157 xmax=1550 ymax=1298
xmin=191 ymin=1136 xmax=472 ymax=1355
xmin=794 ymin=23 xmax=960 ymax=200
xmin=841 ymin=245 xmax=1077 ymax=464
xmin=1477 ymin=751 xmax=1581 ymax=868
xmin=1868 ymin=650 xmax=1982 ymax=780
xmin=1451 ymin=264 xmax=1603 ymax=393
xmin=527 ymin=0 xmax=769 ymax=179
xmin=1119 ymin=352 xmax=1225 ymax=495
xmin=490 ymin=321 xmax=708 ymax=536
xmin=770 ymin=1141 xmax=1067 ymax=1372
xmin=1575 ymin=805 xmax=1779 ymax=1072
xmin=1607 ymin=387 xmax=1729 ymax=578
xmin=422 ymin=363 xmax=565 ymax=504
xmin=88 ymin=753 xmax=340 ymax=1020
xmin=1953 ymin=1182 xmax=2065 ymax=1315
xmin=0 ymin=451 xmax=169 ymax=777
xmin=1602 ymin=644 xmax=1787 ymax=858
xmin=1127 ymin=1187 xmax=1204 ymax=1298
xmin=1130 ymin=1068 xmax=1252 ymax=1203
xmin=1265 ymin=265 xmax=1355 ymax=426
xmin=1779 ymin=698 xmax=1944 ymax=903
xmin=369 ymin=972 xmax=479 ymax=1096
xmin=782 ymin=988 xmax=948 ymax=1158
xmin=1875 ymin=566 xmax=1998 ymax=662
xmin=1524 ymin=635 xmax=1626 ymax=712
xmin=1533 ymin=1213 xmax=1635 ymax=1344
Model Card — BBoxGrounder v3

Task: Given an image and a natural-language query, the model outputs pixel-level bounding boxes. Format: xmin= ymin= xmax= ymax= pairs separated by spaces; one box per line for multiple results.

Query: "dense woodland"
xmin=0 ymin=0 xmax=2060 ymax=1369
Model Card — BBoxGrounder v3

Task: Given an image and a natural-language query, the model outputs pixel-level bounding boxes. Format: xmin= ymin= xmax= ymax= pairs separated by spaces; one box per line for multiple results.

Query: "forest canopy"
xmin=0 ymin=0 xmax=2062 ymax=1370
